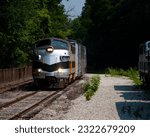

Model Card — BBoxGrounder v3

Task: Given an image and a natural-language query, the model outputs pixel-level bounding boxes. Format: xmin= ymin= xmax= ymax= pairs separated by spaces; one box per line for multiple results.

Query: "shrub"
xmin=84 ymin=75 xmax=100 ymax=101
xmin=84 ymin=89 xmax=95 ymax=101
xmin=83 ymin=82 xmax=90 ymax=91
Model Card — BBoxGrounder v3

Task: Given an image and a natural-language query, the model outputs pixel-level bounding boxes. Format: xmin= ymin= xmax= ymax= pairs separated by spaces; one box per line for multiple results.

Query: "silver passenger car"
xmin=68 ymin=39 xmax=87 ymax=78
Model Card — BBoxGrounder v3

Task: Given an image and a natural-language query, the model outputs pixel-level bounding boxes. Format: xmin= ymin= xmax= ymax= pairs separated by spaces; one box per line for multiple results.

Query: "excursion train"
xmin=138 ymin=40 xmax=150 ymax=84
xmin=32 ymin=37 xmax=87 ymax=88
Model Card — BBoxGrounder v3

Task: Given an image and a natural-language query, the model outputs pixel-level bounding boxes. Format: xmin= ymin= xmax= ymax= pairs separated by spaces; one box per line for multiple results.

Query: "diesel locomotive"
xmin=138 ymin=40 xmax=150 ymax=84
xmin=32 ymin=37 xmax=87 ymax=88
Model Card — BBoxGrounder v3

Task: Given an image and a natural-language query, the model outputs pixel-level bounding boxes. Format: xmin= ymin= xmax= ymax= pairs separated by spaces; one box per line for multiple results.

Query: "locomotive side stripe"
xmin=69 ymin=45 xmax=73 ymax=74
xmin=74 ymin=62 xmax=76 ymax=80
xmin=72 ymin=46 xmax=75 ymax=54
xmin=70 ymin=49 xmax=72 ymax=74
xmin=69 ymin=45 xmax=76 ymax=75
xmin=33 ymin=61 xmax=75 ymax=72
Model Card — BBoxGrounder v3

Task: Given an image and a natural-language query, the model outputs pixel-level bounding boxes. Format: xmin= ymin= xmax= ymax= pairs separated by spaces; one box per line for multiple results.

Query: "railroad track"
xmin=0 ymin=89 xmax=67 ymax=120
xmin=0 ymin=76 xmax=86 ymax=120
xmin=0 ymin=91 xmax=37 ymax=109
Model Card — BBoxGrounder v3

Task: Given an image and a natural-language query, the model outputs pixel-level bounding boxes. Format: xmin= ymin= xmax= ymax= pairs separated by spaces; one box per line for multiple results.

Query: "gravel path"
xmin=63 ymin=74 xmax=150 ymax=120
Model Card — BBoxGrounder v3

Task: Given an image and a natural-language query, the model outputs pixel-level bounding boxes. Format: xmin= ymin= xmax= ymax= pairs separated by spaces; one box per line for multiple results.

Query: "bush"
xmin=84 ymin=89 xmax=95 ymax=101
xmin=83 ymin=82 xmax=91 ymax=91
xmin=84 ymin=75 xmax=100 ymax=101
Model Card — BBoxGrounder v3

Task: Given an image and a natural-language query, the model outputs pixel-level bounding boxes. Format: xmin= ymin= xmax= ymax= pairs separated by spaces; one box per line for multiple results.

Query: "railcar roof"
xmin=67 ymin=39 xmax=78 ymax=43
xmin=35 ymin=37 xmax=69 ymax=44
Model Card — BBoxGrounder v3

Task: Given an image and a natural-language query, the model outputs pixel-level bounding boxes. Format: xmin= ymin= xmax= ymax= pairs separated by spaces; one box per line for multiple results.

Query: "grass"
xmin=84 ymin=75 xmax=100 ymax=101
xmin=105 ymin=67 xmax=142 ymax=86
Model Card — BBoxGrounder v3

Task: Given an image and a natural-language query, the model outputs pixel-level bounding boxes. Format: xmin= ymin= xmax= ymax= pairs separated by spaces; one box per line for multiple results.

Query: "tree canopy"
xmin=1 ymin=0 xmax=150 ymax=70
xmin=0 ymin=0 xmax=70 ymax=68
xmin=70 ymin=0 xmax=150 ymax=70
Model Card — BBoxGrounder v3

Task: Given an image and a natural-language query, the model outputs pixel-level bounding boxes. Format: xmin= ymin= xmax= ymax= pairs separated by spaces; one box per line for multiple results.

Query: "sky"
xmin=61 ymin=0 xmax=86 ymax=19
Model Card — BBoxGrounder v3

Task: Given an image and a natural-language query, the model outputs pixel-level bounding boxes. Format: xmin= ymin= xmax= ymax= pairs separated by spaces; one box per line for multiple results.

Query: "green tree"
xmin=72 ymin=0 xmax=150 ymax=70
xmin=0 ymin=0 xmax=35 ymax=68
xmin=0 ymin=0 xmax=71 ymax=68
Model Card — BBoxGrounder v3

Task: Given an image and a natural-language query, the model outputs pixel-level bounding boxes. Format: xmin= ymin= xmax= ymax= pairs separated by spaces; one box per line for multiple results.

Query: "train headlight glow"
xmin=37 ymin=68 xmax=42 ymax=72
xmin=46 ymin=46 xmax=54 ymax=53
xmin=58 ymin=68 xmax=63 ymax=73
xmin=38 ymin=55 xmax=42 ymax=60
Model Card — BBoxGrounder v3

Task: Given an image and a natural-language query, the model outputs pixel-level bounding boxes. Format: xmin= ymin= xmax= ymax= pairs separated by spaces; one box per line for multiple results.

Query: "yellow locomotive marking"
xmin=69 ymin=45 xmax=72 ymax=74
xmin=74 ymin=62 xmax=76 ymax=80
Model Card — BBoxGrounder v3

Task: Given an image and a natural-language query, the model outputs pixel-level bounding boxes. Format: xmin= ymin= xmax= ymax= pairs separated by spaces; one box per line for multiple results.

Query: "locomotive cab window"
xmin=51 ymin=39 xmax=69 ymax=50
xmin=35 ymin=39 xmax=69 ymax=50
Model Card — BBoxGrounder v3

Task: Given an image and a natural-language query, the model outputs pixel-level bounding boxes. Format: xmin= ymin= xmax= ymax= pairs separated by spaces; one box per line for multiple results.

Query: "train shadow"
xmin=114 ymin=85 xmax=150 ymax=120
xmin=19 ymin=82 xmax=60 ymax=92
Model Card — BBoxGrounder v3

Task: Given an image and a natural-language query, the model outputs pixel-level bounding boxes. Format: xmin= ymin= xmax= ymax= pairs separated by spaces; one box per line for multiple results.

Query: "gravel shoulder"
xmin=63 ymin=74 xmax=150 ymax=120
xmin=32 ymin=74 xmax=150 ymax=120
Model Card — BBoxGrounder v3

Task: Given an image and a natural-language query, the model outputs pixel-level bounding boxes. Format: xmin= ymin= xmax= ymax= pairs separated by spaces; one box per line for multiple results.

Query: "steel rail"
xmin=9 ymin=90 xmax=66 ymax=120
xmin=0 ymin=91 xmax=37 ymax=110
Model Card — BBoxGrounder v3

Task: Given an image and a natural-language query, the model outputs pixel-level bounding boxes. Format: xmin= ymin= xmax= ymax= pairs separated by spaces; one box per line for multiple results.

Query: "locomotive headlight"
xmin=58 ymin=68 xmax=63 ymax=73
xmin=46 ymin=46 xmax=54 ymax=53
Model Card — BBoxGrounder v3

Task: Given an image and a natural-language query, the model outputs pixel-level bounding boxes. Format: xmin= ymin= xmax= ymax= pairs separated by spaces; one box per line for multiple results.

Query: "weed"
xmin=84 ymin=89 xmax=95 ymax=101
xmin=105 ymin=67 xmax=142 ymax=86
xmin=84 ymin=75 xmax=100 ymax=101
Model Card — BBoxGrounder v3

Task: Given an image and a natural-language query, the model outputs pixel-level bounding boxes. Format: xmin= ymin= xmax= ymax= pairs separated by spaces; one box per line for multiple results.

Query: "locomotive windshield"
xmin=51 ymin=39 xmax=69 ymax=50
xmin=35 ymin=39 xmax=69 ymax=50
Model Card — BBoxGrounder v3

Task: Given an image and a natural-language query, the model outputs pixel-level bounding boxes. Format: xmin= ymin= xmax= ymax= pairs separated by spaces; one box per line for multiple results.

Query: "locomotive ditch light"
xmin=37 ymin=68 xmax=42 ymax=72
xmin=46 ymin=46 xmax=54 ymax=53
xmin=58 ymin=68 xmax=64 ymax=73
xmin=38 ymin=55 xmax=42 ymax=60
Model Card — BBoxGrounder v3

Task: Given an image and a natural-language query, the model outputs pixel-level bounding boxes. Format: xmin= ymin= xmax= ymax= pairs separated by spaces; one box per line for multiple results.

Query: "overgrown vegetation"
xmin=72 ymin=0 xmax=150 ymax=70
xmin=1 ymin=0 xmax=150 ymax=71
xmin=105 ymin=68 xmax=142 ymax=86
xmin=0 ymin=0 xmax=71 ymax=68
xmin=84 ymin=75 xmax=100 ymax=101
